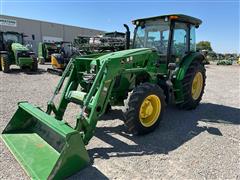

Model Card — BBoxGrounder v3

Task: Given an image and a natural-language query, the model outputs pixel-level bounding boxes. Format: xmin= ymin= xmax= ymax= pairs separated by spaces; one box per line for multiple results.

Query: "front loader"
xmin=1 ymin=14 xmax=206 ymax=179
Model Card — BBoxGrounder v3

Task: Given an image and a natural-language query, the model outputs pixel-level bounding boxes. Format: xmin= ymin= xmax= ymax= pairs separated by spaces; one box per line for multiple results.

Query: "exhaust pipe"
xmin=124 ymin=24 xmax=130 ymax=49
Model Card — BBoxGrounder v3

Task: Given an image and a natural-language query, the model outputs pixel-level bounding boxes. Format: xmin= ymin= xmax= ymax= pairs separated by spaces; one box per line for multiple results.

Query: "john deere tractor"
xmin=1 ymin=14 xmax=206 ymax=179
xmin=38 ymin=42 xmax=59 ymax=64
xmin=0 ymin=31 xmax=38 ymax=73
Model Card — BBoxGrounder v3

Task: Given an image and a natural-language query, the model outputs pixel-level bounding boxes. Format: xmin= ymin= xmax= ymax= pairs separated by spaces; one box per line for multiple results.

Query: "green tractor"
xmin=0 ymin=31 xmax=38 ymax=73
xmin=38 ymin=42 xmax=59 ymax=64
xmin=1 ymin=14 xmax=206 ymax=179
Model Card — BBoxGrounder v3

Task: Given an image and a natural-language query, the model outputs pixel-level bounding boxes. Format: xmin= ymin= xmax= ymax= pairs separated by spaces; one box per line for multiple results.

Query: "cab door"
xmin=169 ymin=22 xmax=189 ymax=64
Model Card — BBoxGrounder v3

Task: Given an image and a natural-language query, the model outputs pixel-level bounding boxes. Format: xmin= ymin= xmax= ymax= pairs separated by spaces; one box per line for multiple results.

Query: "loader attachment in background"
xmin=1 ymin=102 xmax=90 ymax=180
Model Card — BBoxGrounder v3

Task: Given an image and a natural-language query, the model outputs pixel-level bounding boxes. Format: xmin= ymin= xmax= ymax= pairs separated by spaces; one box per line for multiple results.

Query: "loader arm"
xmin=77 ymin=59 xmax=118 ymax=144
xmin=47 ymin=48 xmax=156 ymax=144
xmin=0 ymin=55 xmax=122 ymax=179
xmin=47 ymin=57 xmax=124 ymax=144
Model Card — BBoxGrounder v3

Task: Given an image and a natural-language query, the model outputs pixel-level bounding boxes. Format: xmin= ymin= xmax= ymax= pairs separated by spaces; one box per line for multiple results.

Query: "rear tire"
xmin=123 ymin=82 xmax=165 ymax=135
xmin=31 ymin=57 xmax=38 ymax=72
xmin=0 ymin=57 xmax=2 ymax=71
xmin=1 ymin=55 xmax=10 ymax=73
xmin=177 ymin=60 xmax=206 ymax=110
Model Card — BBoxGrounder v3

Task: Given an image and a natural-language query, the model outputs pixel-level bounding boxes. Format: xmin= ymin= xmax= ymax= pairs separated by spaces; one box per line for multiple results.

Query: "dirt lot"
xmin=0 ymin=64 xmax=239 ymax=179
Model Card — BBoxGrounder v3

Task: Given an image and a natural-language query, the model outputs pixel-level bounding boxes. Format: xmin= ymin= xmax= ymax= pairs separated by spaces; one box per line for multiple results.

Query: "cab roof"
xmin=1 ymin=31 xmax=21 ymax=35
xmin=132 ymin=14 xmax=202 ymax=26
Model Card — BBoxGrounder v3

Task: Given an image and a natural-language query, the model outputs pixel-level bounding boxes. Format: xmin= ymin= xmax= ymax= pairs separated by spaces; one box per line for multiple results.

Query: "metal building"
xmin=0 ymin=15 xmax=104 ymax=53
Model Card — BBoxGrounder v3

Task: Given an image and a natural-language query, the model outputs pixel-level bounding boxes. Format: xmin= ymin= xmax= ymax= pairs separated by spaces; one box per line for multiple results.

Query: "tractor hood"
xmin=11 ymin=43 xmax=29 ymax=52
xmin=99 ymin=48 xmax=153 ymax=60
xmin=78 ymin=48 xmax=157 ymax=72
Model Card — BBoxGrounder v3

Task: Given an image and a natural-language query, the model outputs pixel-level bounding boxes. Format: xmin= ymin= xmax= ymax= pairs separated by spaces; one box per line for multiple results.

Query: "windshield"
xmin=133 ymin=20 xmax=170 ymax=55
xmin=3 ymin=33 xmax=23 ymax=44
xmin=46 ymin=43 xmax=58 ymax=50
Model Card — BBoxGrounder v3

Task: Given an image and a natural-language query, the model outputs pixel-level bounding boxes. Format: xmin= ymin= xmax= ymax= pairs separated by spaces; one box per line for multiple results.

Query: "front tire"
xmin=1 ymin=55 xmax=10 ymax=73
xmin=124 ymin=82 xmax=166 ymax=135
xmin=177 ymin=60 xmax=206 ymax=110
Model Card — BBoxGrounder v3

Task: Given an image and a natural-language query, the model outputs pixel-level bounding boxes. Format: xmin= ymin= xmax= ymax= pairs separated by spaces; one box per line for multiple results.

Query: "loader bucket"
xmin=1 ymin=102 xmax=90 ymax=180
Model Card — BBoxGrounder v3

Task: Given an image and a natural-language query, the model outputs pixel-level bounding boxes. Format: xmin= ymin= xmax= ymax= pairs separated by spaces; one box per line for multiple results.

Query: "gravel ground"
xmin=0 ymin=64 xmax=239 ymax=179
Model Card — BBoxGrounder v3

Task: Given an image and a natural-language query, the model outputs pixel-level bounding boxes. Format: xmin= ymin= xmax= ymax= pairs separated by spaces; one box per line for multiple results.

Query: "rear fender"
xmin=135 ymin=71 xmax=151 ymax=85
xmin=173 ymin=52 xmax=205 ymax=103
xmin=176 ymin=52 xmax=205 ymax=81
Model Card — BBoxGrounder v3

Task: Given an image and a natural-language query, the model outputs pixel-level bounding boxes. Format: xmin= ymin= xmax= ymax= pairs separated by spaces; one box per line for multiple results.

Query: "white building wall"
xmin=0 ymin=15 xmax=104 ymax=53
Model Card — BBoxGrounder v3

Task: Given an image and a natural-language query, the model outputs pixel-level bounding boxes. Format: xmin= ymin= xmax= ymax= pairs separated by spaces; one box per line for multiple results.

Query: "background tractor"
xmin=47 ymin=41 xmax=74 ymax=75
xmin=37 ymin=42 xmax=59 ymax=64
xmin=0 ymin=31 xmax=38 ymax=73
xmin=48 ymin=30 xmax=130 ymax=76
xmin=1 ymin=14 xmax=206 ymax=179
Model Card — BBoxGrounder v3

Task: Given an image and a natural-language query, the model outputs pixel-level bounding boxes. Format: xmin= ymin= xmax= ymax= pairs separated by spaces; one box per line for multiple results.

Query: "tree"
xmin=197 ymin=41 xmax=213 ymax=51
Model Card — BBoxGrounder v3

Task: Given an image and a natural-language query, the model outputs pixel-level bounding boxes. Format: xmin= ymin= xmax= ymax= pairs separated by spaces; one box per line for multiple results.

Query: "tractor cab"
xmin=0 ymin=31 xmax=24 ymax=51
xmin=55 ymin=41 xmax=73 ymax=57
xmin=132 ymin=14 xmax=202 ymax=66
xmin=48 ymin=41 xmax=73 ymax=74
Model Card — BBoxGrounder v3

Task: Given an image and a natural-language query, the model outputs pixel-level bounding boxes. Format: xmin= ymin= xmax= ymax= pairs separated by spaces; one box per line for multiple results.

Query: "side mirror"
xmin=168 ymin=63 xmax=176 ymax=71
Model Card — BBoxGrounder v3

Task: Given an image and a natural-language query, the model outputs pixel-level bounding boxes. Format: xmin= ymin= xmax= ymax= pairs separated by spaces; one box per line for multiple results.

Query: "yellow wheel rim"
xmin=1 ymin=57 xmax=4 ymax=70
xmin=139 ymin=95 xmax=161 ymax=127
xmin=191 ymin=72 xmax=203 ymax=100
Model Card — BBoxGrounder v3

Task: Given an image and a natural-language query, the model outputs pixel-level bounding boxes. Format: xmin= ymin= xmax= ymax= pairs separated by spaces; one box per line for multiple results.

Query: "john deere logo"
xmin=0 ymin=18 xmax=17 ymax=27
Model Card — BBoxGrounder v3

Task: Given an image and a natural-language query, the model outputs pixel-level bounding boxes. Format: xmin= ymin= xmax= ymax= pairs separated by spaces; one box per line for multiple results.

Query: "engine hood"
xmin=98 ymin=48 xmax=154 ymax=60
xmin=11 ymin=43 xmax=29 ymax=52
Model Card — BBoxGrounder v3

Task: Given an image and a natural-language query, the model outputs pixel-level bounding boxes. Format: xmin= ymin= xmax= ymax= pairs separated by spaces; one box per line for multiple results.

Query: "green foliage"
xmin=197 ymin=41 xmax=212 ymax=51
xmin=217 ymin=59 xmax=233 ymax=65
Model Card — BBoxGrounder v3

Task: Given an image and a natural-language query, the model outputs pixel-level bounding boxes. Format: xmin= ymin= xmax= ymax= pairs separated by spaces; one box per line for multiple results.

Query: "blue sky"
xmin=1 ymin=0 xmax=239 ymax=53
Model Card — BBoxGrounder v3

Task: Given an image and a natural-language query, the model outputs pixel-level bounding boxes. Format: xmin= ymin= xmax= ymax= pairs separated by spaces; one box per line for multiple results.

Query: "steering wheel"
xmin=6 ymin=40 xmax=14 ymax=51
xmin=154 ymin=40 xmax=166 ymax=54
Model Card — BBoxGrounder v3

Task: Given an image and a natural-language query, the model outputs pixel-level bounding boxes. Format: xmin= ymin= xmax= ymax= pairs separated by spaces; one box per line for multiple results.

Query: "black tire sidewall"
xmin=188 ymin=64 xmax=205 ymax=106
xmin=1 ymin=55 xmax=10 ymax=73
xmin=133 ymin=90 xmax=164 ymax=133
xmin=0 ymin=56 xmax=2 ymax=71
xmin=125 ymin=83 xmax=165 ymax=134
xmin=179 ymin=60 xmax=206 ymax=109
xmin=31 ymin=57 xmax=38 ymax=71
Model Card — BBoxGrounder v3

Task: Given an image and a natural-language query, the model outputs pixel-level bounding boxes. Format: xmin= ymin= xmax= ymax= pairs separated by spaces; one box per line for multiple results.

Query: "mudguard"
xmin=176 ymin=52 xmax=205 ymax=81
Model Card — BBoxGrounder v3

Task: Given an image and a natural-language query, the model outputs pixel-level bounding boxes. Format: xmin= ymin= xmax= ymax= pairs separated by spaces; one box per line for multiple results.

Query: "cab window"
xmin=171 ymin=22 xmax=188 ymax=58
xmin=190 ymin=25 xmax=196 ymax=52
